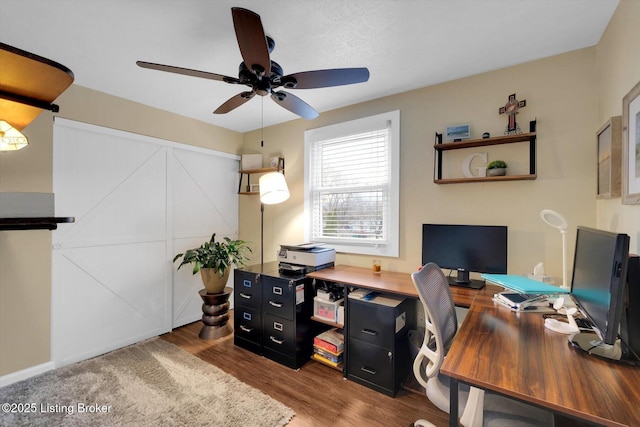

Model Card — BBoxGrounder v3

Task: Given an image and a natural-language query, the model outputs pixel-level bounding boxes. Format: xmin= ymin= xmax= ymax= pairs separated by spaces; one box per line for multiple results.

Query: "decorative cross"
xmin=499 ymin=93 xmax=526 ymax=134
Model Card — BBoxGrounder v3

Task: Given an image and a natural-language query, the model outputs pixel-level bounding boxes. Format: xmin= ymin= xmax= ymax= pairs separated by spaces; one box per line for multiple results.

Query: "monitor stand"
xmin=447 ymin=276 xmax=485 ymax=290
xmin=570 ymin=332 xmax=640 ymax=366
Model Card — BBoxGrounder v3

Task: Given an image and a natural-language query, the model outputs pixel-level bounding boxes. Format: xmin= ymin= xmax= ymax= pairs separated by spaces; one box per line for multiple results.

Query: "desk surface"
xmin=307 ymin=265 xmax=478 ymax=307
xmin=441 ymin=287 xmax=640 ymax=427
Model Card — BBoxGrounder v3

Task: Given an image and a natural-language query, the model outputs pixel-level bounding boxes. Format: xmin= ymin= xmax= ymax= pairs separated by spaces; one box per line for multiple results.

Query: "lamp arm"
xmin=561 ymin=230 xmax=568 ymax=289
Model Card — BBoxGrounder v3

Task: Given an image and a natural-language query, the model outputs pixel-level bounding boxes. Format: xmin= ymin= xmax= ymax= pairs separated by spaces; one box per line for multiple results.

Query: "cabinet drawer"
xmin=349 ymin=299 xmax=402 ymax=347
xmin=263 ymin=313 xmax=296 ymax=355
xmin=233 ymin=306 xmax=262 ymax=344
xmin=234 ymin=270 xmax=262 ymax=309
xmin=262 ymin=277 xmax=297 ymax=320
xmin=347 ymin=338 xmax=394 ymax=391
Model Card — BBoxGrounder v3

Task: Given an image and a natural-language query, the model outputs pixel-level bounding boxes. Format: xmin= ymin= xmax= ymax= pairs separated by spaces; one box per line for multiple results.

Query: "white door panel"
xmin=52 ymin=241 xmax=170 ymax=366
xmin=170 ymin=147 xmax=239 ymax=328
xmin=52 ymin=118 xmax=239 ymax=366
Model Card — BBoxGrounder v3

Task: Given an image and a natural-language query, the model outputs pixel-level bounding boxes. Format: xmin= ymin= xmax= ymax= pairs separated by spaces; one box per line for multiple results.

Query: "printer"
xmin=278 ymin=243 xmax=335 ymax=275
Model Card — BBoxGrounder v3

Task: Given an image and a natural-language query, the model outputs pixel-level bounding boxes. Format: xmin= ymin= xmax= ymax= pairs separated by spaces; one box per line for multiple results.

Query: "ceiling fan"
xmin=137 ymin=7 xmax=370 ymax=120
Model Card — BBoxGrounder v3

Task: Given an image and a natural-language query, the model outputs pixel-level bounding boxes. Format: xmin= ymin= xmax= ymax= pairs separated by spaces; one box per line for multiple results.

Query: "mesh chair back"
xmin=411 ymin=263 xmax=458 ymax=378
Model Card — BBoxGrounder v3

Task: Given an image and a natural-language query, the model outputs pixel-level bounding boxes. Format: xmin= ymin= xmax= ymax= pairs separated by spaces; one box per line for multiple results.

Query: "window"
xmin=304 ymin=111 xmax=399 ymax=256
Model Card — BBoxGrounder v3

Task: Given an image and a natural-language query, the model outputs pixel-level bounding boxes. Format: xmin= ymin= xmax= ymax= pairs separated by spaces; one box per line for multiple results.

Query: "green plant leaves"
xmin=173 ymin=233 xmax=252 ymax=276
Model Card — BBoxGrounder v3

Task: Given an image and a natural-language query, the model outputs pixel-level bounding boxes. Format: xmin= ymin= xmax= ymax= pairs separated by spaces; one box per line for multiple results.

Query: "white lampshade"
xmin=259 ymin=172 xmax=290 ymax=205
xmin=0 ymin=120 xmax=29 ymax=151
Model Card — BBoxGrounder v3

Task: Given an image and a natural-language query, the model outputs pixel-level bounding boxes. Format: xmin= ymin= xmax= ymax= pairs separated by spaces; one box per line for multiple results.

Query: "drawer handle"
xmin=240 ymin=325 xmax=252 ymax=332
xmin=361 ymin=366 xmax=377 ymax=375
xmin=269 ymin=300 xmax=283 ymax=308
xmin=270 ymin=336 xmax=284 ymax=345
xmin=239 ymin=293 xmax=252 ymax=299
xmin=361 ymin=329 xmax=379 ymax=336
xmin=273 ymin=286 xmax=283 ymax=295
xmin=273 ymin=322 xmax=283 ymax=331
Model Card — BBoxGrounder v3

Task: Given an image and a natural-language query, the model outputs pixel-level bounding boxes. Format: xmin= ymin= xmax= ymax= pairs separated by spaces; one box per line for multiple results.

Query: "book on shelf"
xmin=312 ymin=353 xmax=342 ymax=368
xmin=313 ymin=346 xmax=343 ymax=363
xmin=313 ymin=344 xmax=342 ymax=357
xmin=314 ymin=328 xmax=344 ymax=354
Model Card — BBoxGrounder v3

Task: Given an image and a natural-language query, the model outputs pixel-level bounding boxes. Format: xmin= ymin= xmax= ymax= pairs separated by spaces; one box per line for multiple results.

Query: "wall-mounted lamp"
xmin=258 ymin=171 xmax=289 ymax=265
xmin=540 ymin=209 xmax=569 ymax=289
xmin=0 ymin=120 xmax=28 ymax=151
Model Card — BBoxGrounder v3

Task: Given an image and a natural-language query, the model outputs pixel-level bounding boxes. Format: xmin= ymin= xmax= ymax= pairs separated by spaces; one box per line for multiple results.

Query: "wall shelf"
xmin=0 ymin=217 xmax=75 ymax=231
xmin=237 ymin=158 xmax=285 ymax=195
xmin=434 ymin=120 xmax=537 ymax=184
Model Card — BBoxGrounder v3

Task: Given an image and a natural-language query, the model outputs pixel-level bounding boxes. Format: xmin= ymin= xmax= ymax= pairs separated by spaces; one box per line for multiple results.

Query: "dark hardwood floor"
xmin=161 ymin=313 xmax=449 ymax=427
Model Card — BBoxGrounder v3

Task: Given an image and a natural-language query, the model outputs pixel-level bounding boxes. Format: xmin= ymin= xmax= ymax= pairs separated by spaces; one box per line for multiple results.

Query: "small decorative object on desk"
xmin=487 ymin=160 xmax=507 ymax=176
xmin=482 ymin=132 xmax=490 ymax=139
xmin=372 ymin=259 xmax=381 ymax=274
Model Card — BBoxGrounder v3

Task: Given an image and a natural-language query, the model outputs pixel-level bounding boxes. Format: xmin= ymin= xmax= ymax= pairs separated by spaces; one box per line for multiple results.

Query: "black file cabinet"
xmin=347 ymin=295 xmax=411 ymax=396
xmin=234 ymin=263 xmax=316 ymax=369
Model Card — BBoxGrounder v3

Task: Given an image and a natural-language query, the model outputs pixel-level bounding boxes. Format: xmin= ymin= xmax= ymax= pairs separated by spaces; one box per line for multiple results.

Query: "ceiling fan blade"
xmin=213 ymin=91 xmax=255 ymax=114
xmin=281 ymin=68 xmax=370 ymax=89
xmin=231 ymin=8 xmax=270 ymax=78
xmin=136 ymin=61 xmax=240 ymax=83
xmin=271 ymin=91 xmax=318 ymax=120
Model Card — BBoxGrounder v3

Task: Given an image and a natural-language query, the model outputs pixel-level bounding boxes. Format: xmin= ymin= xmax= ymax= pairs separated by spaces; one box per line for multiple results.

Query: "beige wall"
xmin=2 ymin=0 xmax=639 ymax=378
xmin=0 ymin=86 xmax=242 ymax=376
xmin=596 ymin=0 xmax=640 ymax=253
xmin=240 ymin=47 xmax=599 ymax=286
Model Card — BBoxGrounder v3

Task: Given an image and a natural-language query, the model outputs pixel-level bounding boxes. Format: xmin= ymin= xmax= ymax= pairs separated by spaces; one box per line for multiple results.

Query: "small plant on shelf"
xmin=487 ymin=160 xmax=507 ymax=169
xmin=487 ymin=160 xmax=507 ymax=176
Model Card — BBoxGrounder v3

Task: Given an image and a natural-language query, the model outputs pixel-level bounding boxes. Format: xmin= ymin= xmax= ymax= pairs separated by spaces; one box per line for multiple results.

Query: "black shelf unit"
xmin=434 ymin=120 xmax=537 ymax=184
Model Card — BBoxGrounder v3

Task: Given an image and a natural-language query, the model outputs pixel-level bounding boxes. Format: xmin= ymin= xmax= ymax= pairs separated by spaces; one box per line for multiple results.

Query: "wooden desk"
xmin=441 ymin=287 xmax=640 ymax=427
xmin=307 ymin=265 xmax=479 ymax=308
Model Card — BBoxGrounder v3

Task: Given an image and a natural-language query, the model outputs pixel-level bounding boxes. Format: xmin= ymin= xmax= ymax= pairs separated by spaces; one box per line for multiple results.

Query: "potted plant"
xmin=173 ymin=233 xmax=252 ymax=294
xmin=487 ymin=160 xmax=507 ymax=176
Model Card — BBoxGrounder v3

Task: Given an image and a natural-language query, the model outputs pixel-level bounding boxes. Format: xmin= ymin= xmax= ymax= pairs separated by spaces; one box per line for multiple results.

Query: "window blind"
xmin=308 ymin=124 xmax=391 ymax=244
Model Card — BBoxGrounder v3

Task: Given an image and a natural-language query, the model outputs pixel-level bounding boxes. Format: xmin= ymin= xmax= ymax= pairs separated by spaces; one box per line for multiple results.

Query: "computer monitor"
xmin=421 ymin=224 xmax=507 ymax=289
xmin=569 ymin=226 xmax=639 ymax=364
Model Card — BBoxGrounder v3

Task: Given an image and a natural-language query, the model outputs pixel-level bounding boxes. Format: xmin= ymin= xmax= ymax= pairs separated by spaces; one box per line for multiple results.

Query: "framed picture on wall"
xmin=596 ymin=116 xmax=621 ymax=199
xmin=623 ymin=80 xmax=640 ymax=204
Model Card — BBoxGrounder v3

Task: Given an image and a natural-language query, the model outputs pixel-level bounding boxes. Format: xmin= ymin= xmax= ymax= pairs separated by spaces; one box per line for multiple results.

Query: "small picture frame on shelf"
xmin=445 ymin=124 xmax=471 ymax=141
xmin=623 ymin=80 xmax=640 ymax=204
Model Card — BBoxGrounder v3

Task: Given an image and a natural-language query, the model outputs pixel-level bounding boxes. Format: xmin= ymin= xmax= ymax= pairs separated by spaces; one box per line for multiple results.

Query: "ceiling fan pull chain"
xmin=261 ymin=97 xmax=264 ymax=147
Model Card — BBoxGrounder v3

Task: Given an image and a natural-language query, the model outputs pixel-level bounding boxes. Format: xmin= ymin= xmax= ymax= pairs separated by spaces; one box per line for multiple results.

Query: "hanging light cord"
xmin=260 ymin=97 xmax=264 ymax=147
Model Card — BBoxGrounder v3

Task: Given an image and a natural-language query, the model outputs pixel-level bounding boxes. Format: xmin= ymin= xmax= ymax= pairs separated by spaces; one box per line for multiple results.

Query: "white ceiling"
xmin=0 ymin=0 xmax=619 ymax=133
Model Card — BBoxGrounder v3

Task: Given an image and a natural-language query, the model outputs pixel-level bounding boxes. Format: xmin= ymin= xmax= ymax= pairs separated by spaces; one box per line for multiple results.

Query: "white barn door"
xmin=52 ymin=118 xmax=238 ymax=367
xmin=170 ymin=146 xmax=240 ymax=327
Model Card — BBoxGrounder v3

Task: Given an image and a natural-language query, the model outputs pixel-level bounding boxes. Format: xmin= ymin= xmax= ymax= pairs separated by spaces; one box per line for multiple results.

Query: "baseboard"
xmin=0 ymin=361 xmax=55 ymax=388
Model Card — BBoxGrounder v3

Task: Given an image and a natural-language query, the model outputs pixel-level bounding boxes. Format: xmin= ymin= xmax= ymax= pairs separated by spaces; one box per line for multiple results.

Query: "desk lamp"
xmin=540 ymin=209 xmax=569 ymax=289
xmin=259 ymin=171 xmax=289 ymax=265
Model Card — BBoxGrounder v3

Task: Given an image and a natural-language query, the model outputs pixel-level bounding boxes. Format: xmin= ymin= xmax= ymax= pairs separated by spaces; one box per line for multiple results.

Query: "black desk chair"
xmin=411 ymin=263 xmax=554 ymax=427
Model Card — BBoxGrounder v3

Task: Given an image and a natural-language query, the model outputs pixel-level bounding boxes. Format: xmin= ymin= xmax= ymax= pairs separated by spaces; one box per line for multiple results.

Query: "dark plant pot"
xmin=487 ymin=167 xmax=506 ymax=176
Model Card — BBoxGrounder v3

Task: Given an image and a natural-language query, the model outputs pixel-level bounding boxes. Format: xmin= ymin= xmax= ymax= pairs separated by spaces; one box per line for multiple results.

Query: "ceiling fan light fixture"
xmin=136 ymin=7 xmax=369 ymax=119
xmin=0 ymin=120 xmax=29 ymax=151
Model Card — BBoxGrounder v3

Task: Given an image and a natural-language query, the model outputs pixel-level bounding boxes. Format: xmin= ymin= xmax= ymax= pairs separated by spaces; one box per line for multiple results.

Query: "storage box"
xmin=314 ymin=297 xmax=343 ymax=323
xmin=241 ymin=154 xmax=263 ymax=170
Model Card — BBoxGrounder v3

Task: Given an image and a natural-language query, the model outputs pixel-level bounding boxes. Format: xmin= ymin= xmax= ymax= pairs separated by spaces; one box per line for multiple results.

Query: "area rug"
xmin=0 ymin=338 xmax=294 ymax=427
